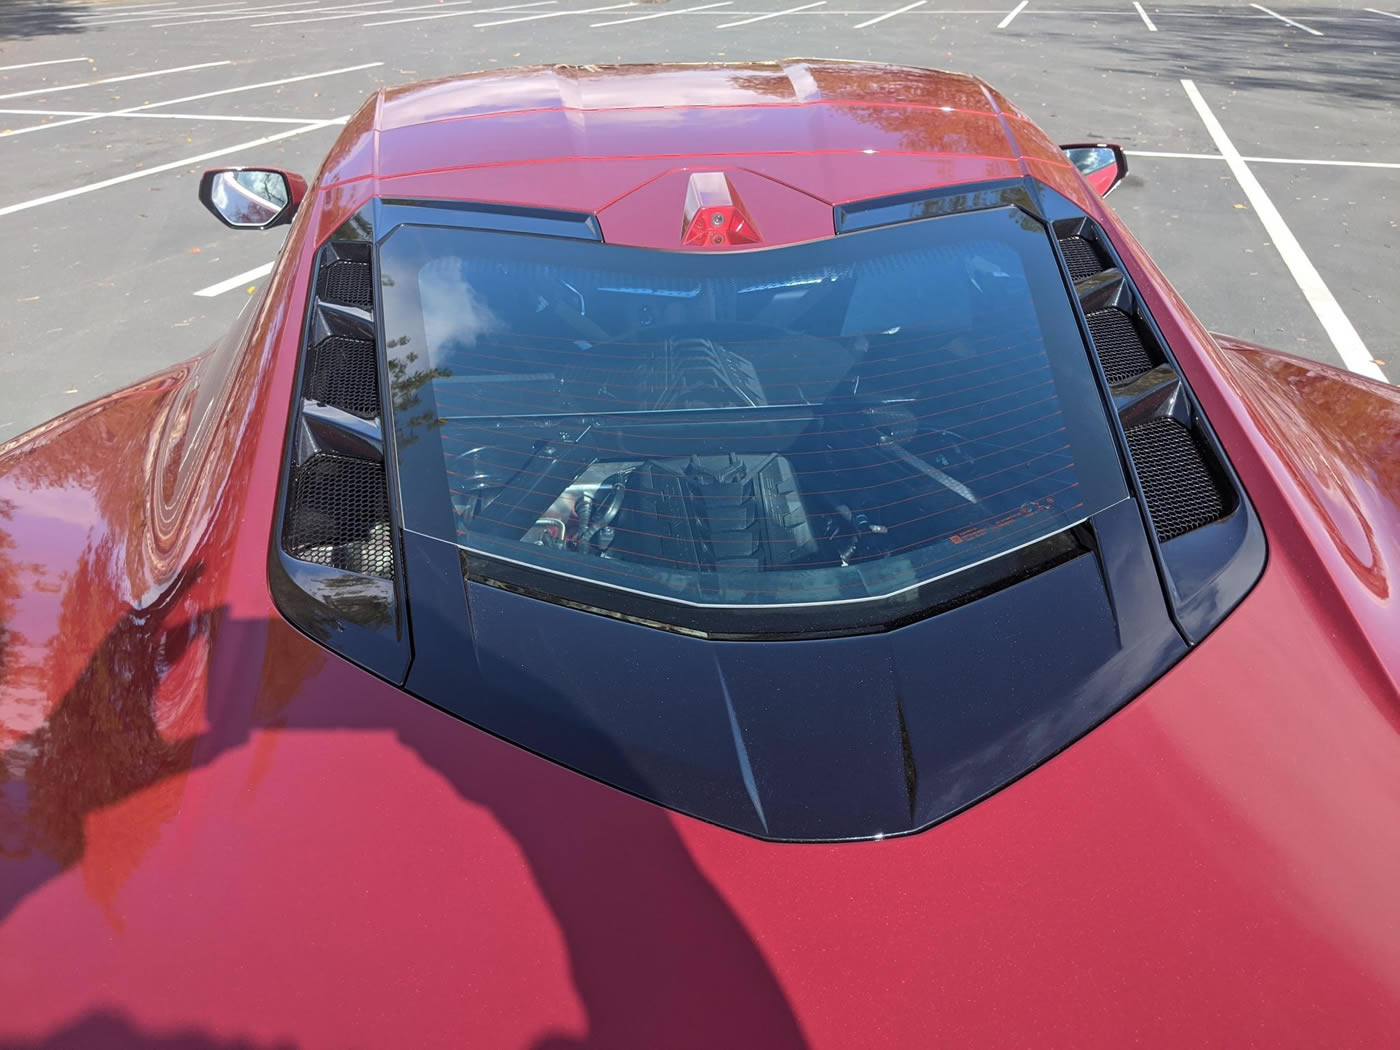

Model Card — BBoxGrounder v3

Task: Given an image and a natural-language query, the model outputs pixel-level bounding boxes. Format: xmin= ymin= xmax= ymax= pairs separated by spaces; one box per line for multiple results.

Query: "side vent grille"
xmin=1058 ymin=235 xmax=1105 ymax=282
xmin=304 ymin=335 xmax=380 ymax=418
xmin=1085 ymin=309 xmax=1155 ymax=385
xmin=317 ymin=258 xmax=374 ymax=310
xmin=283 ymin=240 xmax=394 ymax=580
xmin=284 ymin=453 xmax=395 ymax=578
xmin=1124 ymin=418 xmax=1227 ymax=542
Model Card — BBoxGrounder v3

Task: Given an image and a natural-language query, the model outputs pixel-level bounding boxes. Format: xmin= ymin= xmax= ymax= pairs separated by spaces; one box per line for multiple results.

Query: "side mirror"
xmin=199 ymin=167 xmax=307 ymax=229
xmin=1060 ymin=143 xmax=1128 ymax=197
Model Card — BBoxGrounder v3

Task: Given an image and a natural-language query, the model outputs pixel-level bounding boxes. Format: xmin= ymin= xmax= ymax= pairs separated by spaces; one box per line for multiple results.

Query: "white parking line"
xmin=79 ymin=0 xmax=178 ymax=8
xmin=996 ymin=0 xmax=1028 ymax=27
xmin=0 ymin=107 xmax=324 ymax=125
xmin=195 ymin=262 xmax=275 ymax=297
xmin=257 ymin=0 xmax=468 ymax=24
xmin=717 ymin=1 xmax=825 ymax=28
xmin=1363 ymin=6 xmax=1400 ymax=17
xmin=592 ymin=1 xmax=731 ymax=27
xmin=0 ymin=57 xmax=94 ymax=73
xmin=264 ymin=0 xmax=473 ymax=22
xmin=474 ymin=2 xmax=628 ymax=26
xmin=79 ymin=3 xmax=255 ymax=25
xmin=0 ymin=61 xmax=231 ymax=103
xmin=1132 ymin=1 xmax=1156 ymax=30
xmin=0 ymin=62 xmax=383 ymax=138
xmin=153 ymin=1 xmax=337 ymax=26
xmin=78 ymin=0 xmax=242 ymax=14
xmin=1181 ymin=79 xmax=1384 ymax=381
xmin=0 ymin=116 xmax=346 ymax=219
xmin=1248 ymin=2 xmax=1321 ymax=35
xmin=1129 ymin=149 xmax=1400 ymax=170
xmin=78 ymin=1 xmax=179 ymax=10
xmin=853 ymin=0 xmax=925 ymax=28
xmin=365 ymin=0 xmax=557 ymax=24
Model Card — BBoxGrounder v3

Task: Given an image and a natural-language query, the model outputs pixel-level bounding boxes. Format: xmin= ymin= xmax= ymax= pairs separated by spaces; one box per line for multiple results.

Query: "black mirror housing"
xmin=199 ymin=167 xmax=308 ymax=229
xmin=1060 ymin=143 xmax=1129 ymax=197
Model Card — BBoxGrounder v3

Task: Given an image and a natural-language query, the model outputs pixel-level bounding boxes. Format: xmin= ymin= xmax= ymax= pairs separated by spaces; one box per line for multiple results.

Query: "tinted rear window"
xmin=379 ymin=207 xmax=1125 ymax=611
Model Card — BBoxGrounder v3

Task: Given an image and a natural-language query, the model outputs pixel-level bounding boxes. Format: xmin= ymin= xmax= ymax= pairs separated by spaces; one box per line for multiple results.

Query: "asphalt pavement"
xmin=1 ymin=0 xmax=1395 ymax=438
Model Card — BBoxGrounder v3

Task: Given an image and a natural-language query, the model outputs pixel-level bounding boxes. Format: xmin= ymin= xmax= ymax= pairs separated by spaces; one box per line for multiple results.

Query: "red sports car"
xmin=2 ymin=61 xmax=1398 ymax=1049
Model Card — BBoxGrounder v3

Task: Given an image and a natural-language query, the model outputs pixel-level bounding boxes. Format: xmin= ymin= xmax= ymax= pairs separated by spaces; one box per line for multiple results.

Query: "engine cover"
xmin=601 ymin=454 xmax=819 ymax=576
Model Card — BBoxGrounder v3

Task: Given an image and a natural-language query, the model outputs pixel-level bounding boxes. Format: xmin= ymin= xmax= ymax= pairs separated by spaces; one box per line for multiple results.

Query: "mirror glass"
xmin=1061 ymin=145 xmax=1125 ymax=196
xmin=209 ymin=170 xmax=291 ymax=227
xmin=1064 ymin=146 xmax=1117 ymax=178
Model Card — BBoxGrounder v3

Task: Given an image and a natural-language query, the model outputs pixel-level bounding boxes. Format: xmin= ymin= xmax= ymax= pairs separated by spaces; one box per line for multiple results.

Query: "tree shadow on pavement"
xmin=1040 ymin=13 xmax=1400 ymax=109
xmin=0 ymin=1 xmax=90 ymax=40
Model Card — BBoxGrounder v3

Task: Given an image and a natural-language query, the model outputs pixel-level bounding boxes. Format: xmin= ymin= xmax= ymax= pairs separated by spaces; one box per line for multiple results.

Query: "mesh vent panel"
xmin=283 ymin=453 xmax=394 ymax=578
xmin=304 ymin=335 xmax=380 ymax=418
xmin=1087 ymin=309 xmax=1155 ymax=385
xmin=317 ymin=259 xmax=374 ymax=310
xmin=1125 ymin=418 xmax=1227 ymax=542
xmin=1059 ymin=236 xmax=1104 ymax=282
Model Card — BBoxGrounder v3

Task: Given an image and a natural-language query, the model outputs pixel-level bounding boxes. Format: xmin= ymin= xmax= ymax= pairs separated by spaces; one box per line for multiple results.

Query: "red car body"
xmin=1 ymin=62 xmax=1398 ymax=1048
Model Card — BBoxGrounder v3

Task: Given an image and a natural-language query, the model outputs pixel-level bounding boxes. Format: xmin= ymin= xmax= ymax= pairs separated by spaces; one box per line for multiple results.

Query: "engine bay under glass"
xmin=377 ymin=207 xmax=1125 ymax=611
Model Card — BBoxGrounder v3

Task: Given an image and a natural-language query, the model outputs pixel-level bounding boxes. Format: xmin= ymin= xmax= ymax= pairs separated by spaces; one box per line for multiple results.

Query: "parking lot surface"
xmin=1 ymin=0 xmax=1395 ymax=437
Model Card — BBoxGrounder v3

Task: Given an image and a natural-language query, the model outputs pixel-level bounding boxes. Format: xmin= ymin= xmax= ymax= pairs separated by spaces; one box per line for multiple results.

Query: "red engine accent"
xmin=681 ymin=171 xmax=761 ymax=247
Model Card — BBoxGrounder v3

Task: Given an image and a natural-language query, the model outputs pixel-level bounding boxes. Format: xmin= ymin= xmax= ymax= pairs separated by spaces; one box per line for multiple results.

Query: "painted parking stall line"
xmin=853 ymin=0 xmax=926 ymax=29
xmin=0 ymin=117 xmax=347 ymax=219
xmin=717 ymin=1 xmax=826 ymax=29
xmin=0 ymin=61 xmax=231 ymax=103
xmin=1132 ymin=1 xmax=1156 ymax=30
xmin=0 ymin=57 xmax=93 ymax=73
xmin=1363 ymin=6 xmax=1400 ymax=18
xmin=363 ymin=1 xmax=561 ymax=25
xmin=591 ymin=2 xmax=732 ymax=27
xmin=1129 ymin=149 xmax=1400 ymax=170
xmin=78 ymin=3 xmax=258 ymax=25
xmin=257 ymin=0 xmax=471 ymax=25
xmin=1248 ymin=2 xmax=1322 ymax=35
xmin=0 ymin=61 xmax=384 ymax=138
xmin=473 ymin=2 xmax=630 ymax=27
xmin=1181 ymin=79 xmax=1384 ymax=381
xmin=153 ymin=2 xmax=348 ymax=26
xmin=997 ymin=0 xmax=1028 ymax=27
xmin=195 ymin=263 xmax=275 ymax=297
xmin=0 ymin=107 xmax=324 ymax=125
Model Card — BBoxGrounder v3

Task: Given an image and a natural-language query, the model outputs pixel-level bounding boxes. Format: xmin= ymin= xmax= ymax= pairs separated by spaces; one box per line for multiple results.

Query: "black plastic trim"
xmin=1038 ymin=188 xmax=1266 ymax=644
xmin=458 ymin=522 xmax=1094 ymax=642
xmin=268 ymin=206 xmax=411 ymax=684
xmin=375 ymin=198 xmax=603 ymax=241
xmin=834 ymin=178 xmax=1039 ymax=233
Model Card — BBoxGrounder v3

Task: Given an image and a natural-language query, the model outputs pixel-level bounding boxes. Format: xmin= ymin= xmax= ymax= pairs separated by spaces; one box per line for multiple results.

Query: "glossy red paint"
xmin=315 ymin=61 xmax=1080 ymax=246
xmin=2 ymin=62 xmax=1398 ymax=1049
